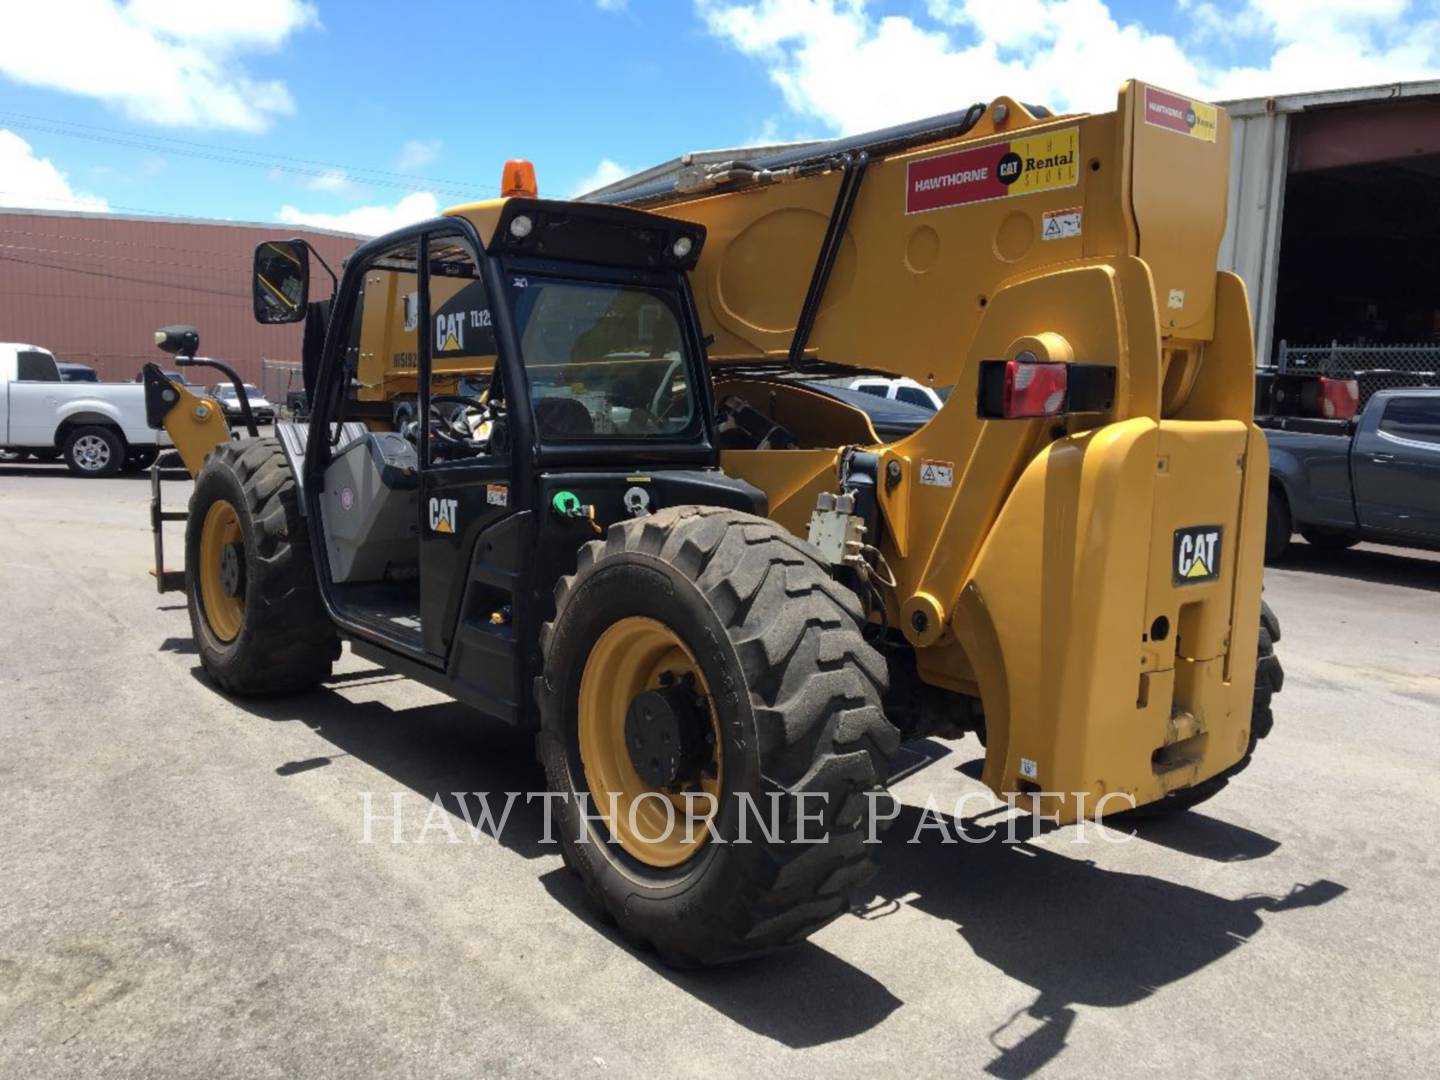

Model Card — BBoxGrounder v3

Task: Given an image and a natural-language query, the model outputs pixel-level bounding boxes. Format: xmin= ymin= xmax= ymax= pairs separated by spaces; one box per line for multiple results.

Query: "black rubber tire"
xmin=1264 ymin=487 xmax=1291 ymax=563
xmin=62 ymin=425 xmax=125 ymax=478
xmin=1300 ymin=528 xmax=1360 ymax=551
xmin=185 ymin=437 xmax=339 ymax=695
xmin=537 ymin=506 xmax=900 ymax=967
xmin=1123 ymin=600 xmax=1283 ymax=819
xmin=125 ymin=446 xmax=159 ymax=472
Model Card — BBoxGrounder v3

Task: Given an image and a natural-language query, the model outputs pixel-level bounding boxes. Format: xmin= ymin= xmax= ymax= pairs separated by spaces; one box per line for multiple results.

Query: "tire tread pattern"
xmin=187 ymin=437 xmax=338 ymax=695
xmin=540 ymin=506 xmax=899 ymax=965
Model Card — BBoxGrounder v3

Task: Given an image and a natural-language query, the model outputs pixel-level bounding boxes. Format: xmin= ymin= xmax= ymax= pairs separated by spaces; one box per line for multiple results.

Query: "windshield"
xmin=507 ymin=277 xmax=696 ymax=440
xmin=217 ymin=384 xmax=262 ymax=397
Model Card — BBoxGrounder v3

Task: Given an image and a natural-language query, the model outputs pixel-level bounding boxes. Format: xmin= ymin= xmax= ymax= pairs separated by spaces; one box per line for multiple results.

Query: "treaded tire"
xmin=63 ymin=425 xmax=125 ymax=478
xmin=537 ymin=506 xmax=900 ymax=967
xmin=1264 ymin=487 xmax=1291 ymax=563
xmin=186 ymin=437 xmax=339 ymax=695
xmin=1124 ymin=600 xmax=1284 ymax=818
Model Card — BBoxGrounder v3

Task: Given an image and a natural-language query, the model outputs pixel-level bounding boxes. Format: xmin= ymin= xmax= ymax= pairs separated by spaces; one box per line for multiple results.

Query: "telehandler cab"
xmin=144 ymin=81 xmax=1283 ymax=966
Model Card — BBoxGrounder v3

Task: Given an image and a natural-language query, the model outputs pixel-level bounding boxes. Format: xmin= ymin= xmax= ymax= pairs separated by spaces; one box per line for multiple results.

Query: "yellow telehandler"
xmin=143 ymin=81 xmax=1282 ymax=966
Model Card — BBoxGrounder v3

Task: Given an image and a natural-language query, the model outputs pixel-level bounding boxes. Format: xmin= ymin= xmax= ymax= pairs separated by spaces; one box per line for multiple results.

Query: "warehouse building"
xmin=0 ymin=208 xmax=361 ymax=386
xmin=1220 ymin=79 xmax=1440 ymax=393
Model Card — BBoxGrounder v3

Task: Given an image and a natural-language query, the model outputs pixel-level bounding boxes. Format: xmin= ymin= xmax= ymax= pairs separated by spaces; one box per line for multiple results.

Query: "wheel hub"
xmin=74 ymin=435 xmax=109 ymax=470
xmin=197 ymin=499 xmax=245 ymax=643
xmin=624 ymin=675 xmax=711 ymax=788
xmin=219 ymin=541 xmax=245 ymax=597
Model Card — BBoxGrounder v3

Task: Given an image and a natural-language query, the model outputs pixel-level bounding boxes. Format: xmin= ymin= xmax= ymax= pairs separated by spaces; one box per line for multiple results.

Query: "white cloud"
xmin=0 ymin=130 xmax=109 ymax=212
xmin=278 ymin=191 xmax=439 ymax=236
xmin=696 ymin=0 xmax=1440 ymax=134
xmin=571 ymin=158 xmax=632 ymax=196
xmin=0 ymin=0 xmax=318 ymax=132
xmin=395 ymin=138 xmax=443 ymax=172
xmin=305 ymin=168 xmax=357 ymax=194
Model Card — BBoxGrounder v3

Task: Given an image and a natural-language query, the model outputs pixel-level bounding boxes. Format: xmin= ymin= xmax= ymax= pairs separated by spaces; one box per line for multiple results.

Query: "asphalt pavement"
xmin=1 ymin=460 xmax=1437 ymax=1078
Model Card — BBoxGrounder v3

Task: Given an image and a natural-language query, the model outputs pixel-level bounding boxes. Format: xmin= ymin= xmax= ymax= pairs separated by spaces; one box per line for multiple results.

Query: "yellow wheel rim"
xmin=198 ymin=499 xmax=245 ymax=643
xmin=578 ymin=616 xmax=724 ymax=869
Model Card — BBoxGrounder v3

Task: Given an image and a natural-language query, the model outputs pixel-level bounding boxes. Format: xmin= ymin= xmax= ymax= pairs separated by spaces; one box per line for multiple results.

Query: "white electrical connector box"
xmin=807 ymin=491 xmax=866 ymax=566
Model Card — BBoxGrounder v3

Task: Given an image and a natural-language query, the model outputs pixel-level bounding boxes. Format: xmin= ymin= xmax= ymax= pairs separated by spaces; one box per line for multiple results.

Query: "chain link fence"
xmin=1272 ymin=340 xmax=1440 ymax=407
xmin=260 ymin=358 xmax=305 ymax=416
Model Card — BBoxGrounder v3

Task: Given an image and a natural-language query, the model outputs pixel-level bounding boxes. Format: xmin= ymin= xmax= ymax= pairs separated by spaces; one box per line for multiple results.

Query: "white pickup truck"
xmin=1 ymin=343 xmax=169 ymax=476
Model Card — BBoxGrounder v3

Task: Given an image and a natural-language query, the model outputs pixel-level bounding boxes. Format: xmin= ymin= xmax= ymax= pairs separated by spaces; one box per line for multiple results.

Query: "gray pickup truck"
xmin=1264 ymin=387 xmax=1440 ymax=560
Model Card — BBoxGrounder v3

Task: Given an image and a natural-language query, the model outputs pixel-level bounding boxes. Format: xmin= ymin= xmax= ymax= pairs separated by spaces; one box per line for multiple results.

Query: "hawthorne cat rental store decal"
xmin=905 ymin=127 xmax=1079 ymax=214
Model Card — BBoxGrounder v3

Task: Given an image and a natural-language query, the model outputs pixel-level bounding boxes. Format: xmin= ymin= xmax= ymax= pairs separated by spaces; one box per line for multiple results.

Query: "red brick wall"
xmin=0 ymin=209 xmax=362 ymax=383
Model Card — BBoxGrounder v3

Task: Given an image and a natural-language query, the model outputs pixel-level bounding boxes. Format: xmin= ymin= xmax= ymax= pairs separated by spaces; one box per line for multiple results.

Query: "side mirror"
xmin=253 ymin=239 xmax=310 ymax=324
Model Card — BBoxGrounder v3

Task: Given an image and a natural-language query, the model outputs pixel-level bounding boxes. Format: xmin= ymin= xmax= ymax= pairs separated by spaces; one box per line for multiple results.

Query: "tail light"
xmin=1318 ymin=377 xmax=1358 ymax=420
xmin=977 ymin=359 xmax=1115 ymax=419
xmin=1004 ymin=360 xmax=1068 ymax=418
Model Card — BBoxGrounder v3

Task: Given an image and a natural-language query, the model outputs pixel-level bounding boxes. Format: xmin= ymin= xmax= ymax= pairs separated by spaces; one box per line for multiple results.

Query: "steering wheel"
xmin=426 ymin=393 xmax=491 ymax=457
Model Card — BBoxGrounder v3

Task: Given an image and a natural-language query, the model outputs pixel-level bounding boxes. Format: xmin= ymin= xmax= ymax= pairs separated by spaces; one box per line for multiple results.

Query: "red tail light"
xmin=1318 ymin=377 xmax=1358 ymax=420
xmin=1003 ymin=360 xmax=1068 ymax=418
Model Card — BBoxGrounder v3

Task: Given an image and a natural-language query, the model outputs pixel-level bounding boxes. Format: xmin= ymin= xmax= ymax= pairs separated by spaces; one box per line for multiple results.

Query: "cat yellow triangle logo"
xmin=428 ymin=497 xmax=458 ymax=534
xmin=1174 ymin=525 xmax=1221 ymax=585
xmin=441 ymin=330 xmax=460 ymax=351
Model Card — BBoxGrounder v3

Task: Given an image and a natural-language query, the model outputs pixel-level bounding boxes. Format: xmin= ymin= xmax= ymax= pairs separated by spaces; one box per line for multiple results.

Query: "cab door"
xmin=414 ymin=232 xmax=529 ymax=717
xmin=1353 ymin=394 xmax=1440 ymax=538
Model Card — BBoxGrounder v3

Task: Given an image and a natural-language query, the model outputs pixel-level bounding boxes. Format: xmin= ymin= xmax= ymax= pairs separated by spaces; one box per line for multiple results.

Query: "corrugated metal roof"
xmin=0 ymin=209 xmax=360 ymax=384
xmin=1219 ymin=78 xmax=1440 ymax=118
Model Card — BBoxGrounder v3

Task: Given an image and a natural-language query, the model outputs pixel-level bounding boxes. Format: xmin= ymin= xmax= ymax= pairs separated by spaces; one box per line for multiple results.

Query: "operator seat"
xmin=534 ymin=397 xmax=594 ymax=438
xmin=318 ymin=432 xmax=420 ymax=583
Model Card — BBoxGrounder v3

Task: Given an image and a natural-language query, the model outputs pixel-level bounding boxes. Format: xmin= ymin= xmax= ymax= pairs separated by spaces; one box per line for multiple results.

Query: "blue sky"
xmin=2 ymin=0 xmax=1438 ymax=234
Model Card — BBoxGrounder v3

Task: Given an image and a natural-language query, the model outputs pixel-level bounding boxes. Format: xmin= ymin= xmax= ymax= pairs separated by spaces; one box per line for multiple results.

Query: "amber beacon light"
xmin=502 ymin=159 xmax=538 ymax=197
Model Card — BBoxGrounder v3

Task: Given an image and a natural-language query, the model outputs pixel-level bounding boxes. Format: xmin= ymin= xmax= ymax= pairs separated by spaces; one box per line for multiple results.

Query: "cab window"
xmin=507 ymin=278 xmax=695 ymax=440
xmin=1379 ymin=397 xmax=1440 ymax=446
xmin=16 ymin=350 xmax=60 ymax=382
xmin=425 ymin=238 xmax=499 ymax=465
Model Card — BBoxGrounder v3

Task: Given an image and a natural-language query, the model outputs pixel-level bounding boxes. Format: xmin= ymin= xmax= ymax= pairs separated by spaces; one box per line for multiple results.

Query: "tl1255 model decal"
xmin=905 ymin=127 xmax=1079 ymax=215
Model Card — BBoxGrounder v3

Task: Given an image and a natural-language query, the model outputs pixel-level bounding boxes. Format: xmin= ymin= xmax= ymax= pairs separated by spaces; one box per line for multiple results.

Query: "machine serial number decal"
xmin=1143 ymin=87 xmax=1217 ymax=142
xmin=905 ymin=127 xmax=1079 ymax=215
xmin=919 ymin=460 xmax=955 ymax=487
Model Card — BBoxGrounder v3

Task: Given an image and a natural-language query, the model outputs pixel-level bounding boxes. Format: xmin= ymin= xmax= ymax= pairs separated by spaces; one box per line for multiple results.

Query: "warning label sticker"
xmin=1041 ymin=207 xmax=1082 ymax=240
xmin=919 ymin=460 xmax=955 ymax=487
xmin=905 ymin=127 xmax=1079 ymax=215
xmin=1143 ymin=87 xmax=1217 ymax=142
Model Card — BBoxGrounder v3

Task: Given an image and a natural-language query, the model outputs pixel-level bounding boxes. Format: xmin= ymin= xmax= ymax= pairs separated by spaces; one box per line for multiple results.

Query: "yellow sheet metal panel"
xmin=656 ymin=81 xmax=1229 ymax=397
xmin=883 ymin=256 xmax=1162 ymax=632
xmin=160 ymin=381 xmax=231 ymax=477
xmin=444 ymin=198 xmax=508 ymax=248
xmin=1126 ymin=84 xmax=1232 ymax=341
xmin=955 ymin=417 xmax=1160 ymax=823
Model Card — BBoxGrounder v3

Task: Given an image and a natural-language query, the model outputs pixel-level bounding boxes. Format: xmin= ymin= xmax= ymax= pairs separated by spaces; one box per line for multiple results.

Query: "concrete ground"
xmin=1 ymin=459 xmax=1437 ymax=1079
